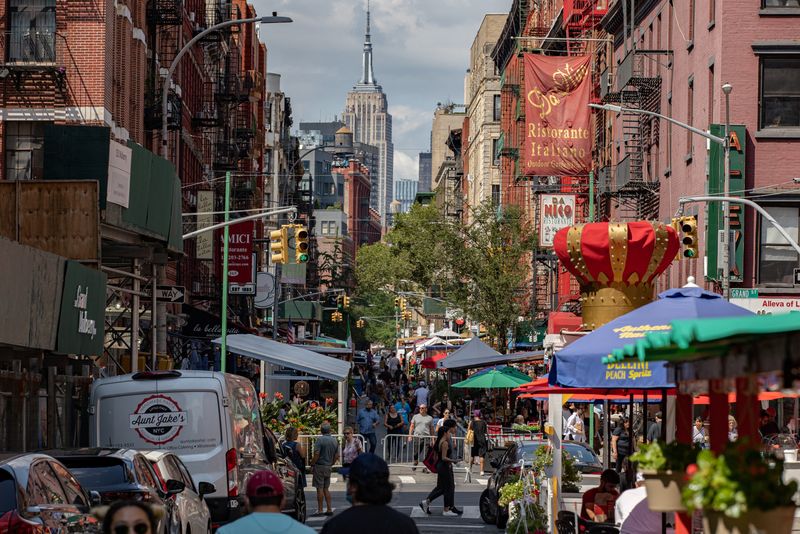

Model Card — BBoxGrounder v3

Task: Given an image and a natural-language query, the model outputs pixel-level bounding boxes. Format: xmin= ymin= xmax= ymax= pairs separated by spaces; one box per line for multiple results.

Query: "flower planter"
xmin=702 ymin=506 xmax=796 ymax=534
xmin=642 ymin=471 xmax=686 ymax=512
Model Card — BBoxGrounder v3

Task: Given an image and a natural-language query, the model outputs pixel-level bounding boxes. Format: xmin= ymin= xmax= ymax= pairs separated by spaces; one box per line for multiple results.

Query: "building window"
xmin=5 ymin=122 xmax=46 ymax=181
xmin=688 ymin=0 xmax=696 ymax=44
xmin=758 ymin=206 xmax=799 ymax=284
xmin=760 ymin=57 xmax=800 ymax=129
xmin=686 ymin=77 xmax=694 ymax=158
xmin=708 ymin=63 xmax=715 ymax=127
xmin=9 ymin=0 xmax=56 ymax=63
xmin=709 ymin=0 xmax=716 ymax=26
xmin=492 ymin=138 xmax=500 ymax=166
xmin=763 ymin=0 xmax=800 ymax=7
xmin=491 ymin=184 xmax=501 ymax=207
xmin=493 ymin=94 xmax=501 ymax=122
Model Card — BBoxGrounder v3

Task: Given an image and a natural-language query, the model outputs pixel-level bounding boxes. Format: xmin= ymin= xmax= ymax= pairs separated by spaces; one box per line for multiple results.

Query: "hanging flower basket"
xmin=702 ymin=506 xmax=796 ymax=534
xmin=642 ymin=470 xmax=686 ymax=512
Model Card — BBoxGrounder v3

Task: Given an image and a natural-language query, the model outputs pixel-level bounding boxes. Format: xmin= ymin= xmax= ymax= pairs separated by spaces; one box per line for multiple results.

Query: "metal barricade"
xmin=488 ymin=432 xmax=544 ymax=448
xmin=297 ymin=433 xmax=366 ymax=467
xmin=382 ymin=434 xmax=468 ymax=466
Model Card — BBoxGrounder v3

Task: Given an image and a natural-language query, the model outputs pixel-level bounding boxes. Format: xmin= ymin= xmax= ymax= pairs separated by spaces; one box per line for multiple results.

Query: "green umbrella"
xmin=452 ymin=367 xmax=532 ymax=389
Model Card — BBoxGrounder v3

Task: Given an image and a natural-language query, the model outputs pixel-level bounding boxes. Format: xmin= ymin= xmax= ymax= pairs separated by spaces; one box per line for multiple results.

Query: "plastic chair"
xmin=557 ymin=511 xmax=577 ymax=534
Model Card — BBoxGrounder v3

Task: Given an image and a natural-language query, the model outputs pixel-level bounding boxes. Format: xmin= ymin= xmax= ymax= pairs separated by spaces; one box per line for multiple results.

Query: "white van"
xmin=89 ymin=370 xmax=305 ymax=526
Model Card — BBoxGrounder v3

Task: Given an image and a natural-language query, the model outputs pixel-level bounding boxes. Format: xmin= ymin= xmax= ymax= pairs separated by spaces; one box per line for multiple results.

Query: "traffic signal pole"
xmin=221 ymin=171 xmax=231 ymax=372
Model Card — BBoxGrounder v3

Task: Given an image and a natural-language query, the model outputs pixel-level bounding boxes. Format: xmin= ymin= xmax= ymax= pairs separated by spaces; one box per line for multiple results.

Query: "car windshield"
xmin=517 ymin=442 xmax=598 ymax=465
xmin=59 ymin=458 xmax=128 ymax=488
xmin=0 ymin=470 xmax=16 ymax=514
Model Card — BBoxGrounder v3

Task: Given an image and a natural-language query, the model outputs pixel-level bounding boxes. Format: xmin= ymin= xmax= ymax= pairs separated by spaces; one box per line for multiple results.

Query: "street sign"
xmin=156 ymin=286 xmax=185 ymax=303
xmin=794 ymin=268 xmax=800 ymax=286
xmin=730 ymin=288 xmax=758 ymax=299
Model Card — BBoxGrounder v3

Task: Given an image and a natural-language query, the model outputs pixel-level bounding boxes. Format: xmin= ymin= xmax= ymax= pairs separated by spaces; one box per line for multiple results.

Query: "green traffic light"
xmin=683 ymin=249 xmax=696 ymax=258
xmin=298 ymin=253 xmax=308 ymax=262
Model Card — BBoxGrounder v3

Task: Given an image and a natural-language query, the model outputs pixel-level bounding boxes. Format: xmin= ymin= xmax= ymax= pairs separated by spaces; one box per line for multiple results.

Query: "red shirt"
xmin=580 ymin=487 xmax=619 ymax=522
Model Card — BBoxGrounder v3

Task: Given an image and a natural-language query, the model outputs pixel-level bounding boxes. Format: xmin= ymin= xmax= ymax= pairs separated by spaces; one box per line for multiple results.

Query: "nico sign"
xmin=539 ymin=194 xmax=576 ymax=247
xmin=523 ymin=55 xmax=592 ymax=176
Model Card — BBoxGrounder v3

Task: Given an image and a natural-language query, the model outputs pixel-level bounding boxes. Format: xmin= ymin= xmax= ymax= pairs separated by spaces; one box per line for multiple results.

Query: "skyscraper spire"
xmin=360 ymin=0 xmax=376 ymax=85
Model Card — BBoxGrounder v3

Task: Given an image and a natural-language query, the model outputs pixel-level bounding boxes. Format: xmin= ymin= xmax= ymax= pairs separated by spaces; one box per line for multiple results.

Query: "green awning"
xmin=603 ymin=312 xmax=800 ymax=365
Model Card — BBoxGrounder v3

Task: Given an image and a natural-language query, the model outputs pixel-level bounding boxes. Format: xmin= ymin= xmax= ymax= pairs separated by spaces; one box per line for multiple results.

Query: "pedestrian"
xmin=357 ymin=399 xmax=380 ymax=454
xmin=435 ymin=409 xmax=453 ymax=432
xmin=614 ymin=472 xmax=662 ymax=533
xmin=728 ymin=415 xmax=739 ymax=441
xmin=341 ymin=426 xmax=362 ymax=479
xmin=467 ymin=410 xmax=488 ymax=476
xmin=101 ymin=500 xmax=159 ymax=534
xmin=394 ymin=394 xmax=411 ymax=428
xmin=611 ymin=417 xmax=632 ymax=472
xmin=384 ymin=404 xmax=405 ymax=461
xmin=420 ymin=419 xmax=462 ymax=517
xmin=760 ymin=409 xmax=781 ymax=437
xmin=321 ymin=453 xmax=419 ymax=534
xmin=282 ymin=426 xmax=307 ymax=488
xmin=408 ymin=403 xmax=434 ymax=472
xmin=580 ymin=468 xmax=620 ymax=523
xmin=310 ymin=422 xmax=339 ymax=516
xmin=646 ymin=412 xmax=662 ymax=443
xmin=567 ymin=406 xmax=586 ymax=442
xmin=433 ymin=393 xmax=453 ymax=418
xmin=217 ymin=470 xmax=314 ymax=533
xmin=414 ymin=380 xmax=429 ymax=410
xmin=693 ymin=417 xmax=709 ymax=448
xmin=387 ymin=353 xmax=400 ymax=381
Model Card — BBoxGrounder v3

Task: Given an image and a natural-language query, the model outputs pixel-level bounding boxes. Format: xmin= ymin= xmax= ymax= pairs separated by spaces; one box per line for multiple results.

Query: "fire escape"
xmin=599 ymin=44 xmax=663 ymax=221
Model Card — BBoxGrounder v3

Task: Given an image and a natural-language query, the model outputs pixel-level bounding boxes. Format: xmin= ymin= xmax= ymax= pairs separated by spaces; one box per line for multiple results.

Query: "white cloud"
xmin=390 ymin=104 xmax=431 ymax=137
xmin=394 ymin=150 xmax=419 ymax=181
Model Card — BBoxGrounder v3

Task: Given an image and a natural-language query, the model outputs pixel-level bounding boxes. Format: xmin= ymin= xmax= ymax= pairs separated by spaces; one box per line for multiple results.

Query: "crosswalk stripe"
xmin=475 ymin=478 xmax=488 ymax=486
xmin=398 ymin=475 xmax=416 ymax=484
xmin=410 ymin=505 xmax=481 ymax=519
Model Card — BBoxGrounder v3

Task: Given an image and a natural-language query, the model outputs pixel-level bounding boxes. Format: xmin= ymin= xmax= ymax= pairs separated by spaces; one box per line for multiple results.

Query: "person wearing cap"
xmin=321 ymin=453 xmax=419 ymax=534
xmin=614 ymin=472 xmax=667 ymax=533
xmin=408 ymin=403 xmax=434 ymax=472
xmin=217 ymin=469 xmax=315 ymax=534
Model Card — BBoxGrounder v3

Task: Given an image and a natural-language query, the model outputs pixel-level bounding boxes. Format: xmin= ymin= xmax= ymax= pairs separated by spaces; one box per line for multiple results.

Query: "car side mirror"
xmin=198 ymin=481 xmax=216 ymax=498
xmin=25 ymin=506 xmax=42 ymax=517
xmin=165 ymin=479 xmax=185 ymax=495
xmin=89 ymin=491 xmax=102 ymax=506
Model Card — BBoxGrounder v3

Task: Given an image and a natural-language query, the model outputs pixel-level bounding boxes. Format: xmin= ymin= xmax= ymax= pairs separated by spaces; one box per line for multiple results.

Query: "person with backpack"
xmin=419 ymin=419 xmax=462 ymax=517
xmin=282 ymin=426 xmax=306 ymax=488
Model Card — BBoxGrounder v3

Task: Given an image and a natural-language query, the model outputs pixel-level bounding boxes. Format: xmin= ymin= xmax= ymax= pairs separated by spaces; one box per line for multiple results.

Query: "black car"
xmin=44 ymin=449 xmax=184 ymax=534
xmin=0 ymin=453 xmax=101 ymax=533
xmin=479 ymin=440 xmax=602 ymax=526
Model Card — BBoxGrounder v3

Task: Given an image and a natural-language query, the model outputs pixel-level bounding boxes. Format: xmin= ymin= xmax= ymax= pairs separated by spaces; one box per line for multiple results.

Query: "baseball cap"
xmin=246 ymin=470 xmax=284 ymax=498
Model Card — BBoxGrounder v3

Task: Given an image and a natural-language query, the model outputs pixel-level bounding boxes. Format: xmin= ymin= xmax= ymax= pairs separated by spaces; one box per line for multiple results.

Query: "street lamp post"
xmin=590 ymin=90 xmax=734 ymax=296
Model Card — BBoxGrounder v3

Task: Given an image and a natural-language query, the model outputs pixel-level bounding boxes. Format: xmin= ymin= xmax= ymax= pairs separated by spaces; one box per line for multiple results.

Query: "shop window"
xmin=760 ymin=57 xmax=800 ymax=129
xmin=5 ymin=121 xmax=46 ymax=181
xmin=758 ymin=206 xmax=800 ymax=284
xmin=8 ymin=0 xmax=56 ymax=63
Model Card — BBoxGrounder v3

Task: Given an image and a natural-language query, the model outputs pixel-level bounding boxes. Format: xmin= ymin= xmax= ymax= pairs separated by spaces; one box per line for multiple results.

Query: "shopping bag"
xmin=422 ymin=444 xmax=439 ymax=473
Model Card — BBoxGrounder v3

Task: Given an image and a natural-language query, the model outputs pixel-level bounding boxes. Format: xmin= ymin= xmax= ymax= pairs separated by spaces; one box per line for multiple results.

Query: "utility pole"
xmin=721 ymin=83 xmax=733 ymax=299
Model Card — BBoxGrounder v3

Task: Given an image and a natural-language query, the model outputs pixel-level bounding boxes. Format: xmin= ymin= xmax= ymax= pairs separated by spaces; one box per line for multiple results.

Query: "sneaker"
xmin=480 ymin=471 xmax=485 ymax=476
xmin=419 ymin=500 xmax=431 ymax=515
xmin=451 ymin=507 xmax=464 ymax=515
xmin=443 ymin=510 xmax=459 ymax=517
xmin=422 ymin=468 xmax=429 ymax=474
xmin=412 ymin=461 xmax=418 ymax=472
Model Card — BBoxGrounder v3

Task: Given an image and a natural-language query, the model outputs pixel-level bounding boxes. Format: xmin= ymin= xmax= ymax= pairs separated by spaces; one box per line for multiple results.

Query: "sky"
xmin=253 ymin=0 xmax=511 ymax=181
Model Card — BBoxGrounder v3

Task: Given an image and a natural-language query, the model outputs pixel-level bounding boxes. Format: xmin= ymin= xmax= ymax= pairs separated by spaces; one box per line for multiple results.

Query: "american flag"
xmin=286 ymin=320 xmax=295 ymax=344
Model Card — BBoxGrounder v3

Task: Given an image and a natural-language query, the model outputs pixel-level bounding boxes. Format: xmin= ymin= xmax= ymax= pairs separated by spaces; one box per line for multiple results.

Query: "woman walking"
xmin=468 ymin=410 xmax=488 ymax=476
xmin=341 ymin=426 xmax=362 ymax=480
xmin=420 ymin=419 xmax=462 ymax=517
xmin=282 ymin=426 xmax=307 ymax=488
xmin=384 ymin=404 xmax=405 ymax=461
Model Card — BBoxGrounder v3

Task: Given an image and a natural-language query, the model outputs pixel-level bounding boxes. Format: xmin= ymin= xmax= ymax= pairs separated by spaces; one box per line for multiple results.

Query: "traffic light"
xmin=269 ymin=226 xmax=289 ymax=264
xmin=336 ymin=295 xmax=344 ymax=309
xmin=331 ymin=311 xmax=343 ymax=323
xmin=402 ymin=310 xmax=412 ymax=321
xmin=680 ymin=216 xmax=699 ymax=259
xmin=394 ymin=297 xmax=401 ymax=309
xmin=342 ymin=295 xmax=351 ymax=309
xmin=356 ymin=319 xmax=365 ymax=328
xmin=399 ymin=298 xmax=407 ymax=312
xmin=294 ymin=226 xmax=309 ymax=263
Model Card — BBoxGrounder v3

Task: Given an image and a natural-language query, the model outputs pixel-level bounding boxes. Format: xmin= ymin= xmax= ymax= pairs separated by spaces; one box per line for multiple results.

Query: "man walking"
xmin=646 ymin=412 xmax=662 ymax=443
xmin=310 ymin=422 xmax=339 ymax=516
xmin=408 ymin=403 xmax=434 ymax=472
xmin=357 ymin=399 xmax=380 ymax=453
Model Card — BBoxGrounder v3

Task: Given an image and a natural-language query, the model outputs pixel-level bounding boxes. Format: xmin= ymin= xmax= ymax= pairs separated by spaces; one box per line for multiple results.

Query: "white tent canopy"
xmin=413 ymin=336 xmax=453 ymax=353
xmin=432 ymin=327 xmax=461 ymax=339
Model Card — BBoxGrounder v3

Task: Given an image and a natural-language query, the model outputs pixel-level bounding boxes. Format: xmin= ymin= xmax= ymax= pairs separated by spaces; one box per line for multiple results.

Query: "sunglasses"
xmin=113 ymin=524 xmax=150 ymax=534
xmin=345 ymin=432 xmax=352 ymax=435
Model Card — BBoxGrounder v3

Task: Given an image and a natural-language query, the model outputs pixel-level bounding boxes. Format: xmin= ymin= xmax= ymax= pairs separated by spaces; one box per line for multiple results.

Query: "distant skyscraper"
xmin=418 ymin=152 xmax=432 ymax=193
xmin=342 ymin=1 xmax=394 ymax=228
xmin=394 ymin=179 xmax=418 ymax=214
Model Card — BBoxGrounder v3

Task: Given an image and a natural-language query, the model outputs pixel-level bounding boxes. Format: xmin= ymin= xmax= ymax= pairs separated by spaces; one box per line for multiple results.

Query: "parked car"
xmin=44 ymin=448 xmax=180 ymax=534
xmin=145 ymin=451 xmax=213 ymax=534
xmin=479 ymin=440 xmax=601 ymax=526
xmin=89 ymin=370 xmax=305 ymax=527
xmin=0 ymin=453 xmax=101 ymax=533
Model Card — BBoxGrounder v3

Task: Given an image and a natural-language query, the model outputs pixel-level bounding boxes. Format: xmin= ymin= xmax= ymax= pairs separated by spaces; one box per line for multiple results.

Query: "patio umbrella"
xmin=432 ymin=327 xmax=462 ymax=339
xmin=549 ymin=286 xmax=753 ymax=389
xmin=471 ymin=365 xmax=531 ymax=382
xmin=452 ymin=367 xmax=531 ymax=389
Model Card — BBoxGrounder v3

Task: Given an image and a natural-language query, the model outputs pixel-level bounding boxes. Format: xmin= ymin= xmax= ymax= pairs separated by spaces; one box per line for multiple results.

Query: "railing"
xmin=296 ymin=433 xmax=366 ymax=467
xmin=2 ymin=30 xmax=56 ymax=65
xmin=382 ymin=434 xmax=468 ymax=465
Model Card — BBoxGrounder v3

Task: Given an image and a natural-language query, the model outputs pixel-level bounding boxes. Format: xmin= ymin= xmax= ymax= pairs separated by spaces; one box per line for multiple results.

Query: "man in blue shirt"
xmin=217 ymin=469 xmax=314 ymax=534
xmin=357 ymin=399 xmax=380 ymax=453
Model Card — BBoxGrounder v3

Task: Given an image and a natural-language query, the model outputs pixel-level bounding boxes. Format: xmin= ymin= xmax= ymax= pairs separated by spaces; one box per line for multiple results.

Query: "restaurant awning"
xmin=213 ymin=334 xmax=352 ymax=381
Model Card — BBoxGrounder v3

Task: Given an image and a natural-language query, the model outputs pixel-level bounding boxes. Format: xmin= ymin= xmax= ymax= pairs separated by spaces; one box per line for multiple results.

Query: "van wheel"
xmin=291 ymin=486 xmax=307 ymax=523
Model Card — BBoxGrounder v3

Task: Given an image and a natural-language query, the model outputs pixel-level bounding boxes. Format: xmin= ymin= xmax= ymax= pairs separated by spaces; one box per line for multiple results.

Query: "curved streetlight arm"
xmin=161 ymin=15 xmax=292 ymax=158
xmin=182 ymin=206 xmax=296 ymax=240
xmin=589 ymin=103 xmax=726 ymax=146
xmin=679 ymin=195 xmax=800 ymax=256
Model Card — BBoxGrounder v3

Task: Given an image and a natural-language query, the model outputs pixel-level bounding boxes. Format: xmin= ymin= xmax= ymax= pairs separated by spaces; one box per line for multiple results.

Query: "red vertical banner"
xmin=523 ymin=54 xmax=592 ymax=176
xmin=709 ymin=379 xmax=728 ymax=453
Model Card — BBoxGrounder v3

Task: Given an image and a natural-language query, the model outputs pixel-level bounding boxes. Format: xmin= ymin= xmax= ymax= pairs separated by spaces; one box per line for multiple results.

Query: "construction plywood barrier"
xmin=0 ymin=181 xmax=99 ymax=262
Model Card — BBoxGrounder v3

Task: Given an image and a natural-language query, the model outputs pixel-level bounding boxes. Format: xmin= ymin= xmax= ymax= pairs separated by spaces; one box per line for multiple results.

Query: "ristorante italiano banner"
xmin=523 ymin=54 xmax=592 ymax=176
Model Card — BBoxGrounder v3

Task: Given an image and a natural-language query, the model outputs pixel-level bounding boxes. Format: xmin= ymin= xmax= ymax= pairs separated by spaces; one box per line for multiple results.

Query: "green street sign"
xmin=730 ymin=288 xmax=758 ymax=299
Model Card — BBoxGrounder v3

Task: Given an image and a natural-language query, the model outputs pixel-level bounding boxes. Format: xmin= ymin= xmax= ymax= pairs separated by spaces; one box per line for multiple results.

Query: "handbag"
xmin=423 ymin=444 xmax=439 ymax=473
xmin=465 ymin=428 xmax=474 ymax=446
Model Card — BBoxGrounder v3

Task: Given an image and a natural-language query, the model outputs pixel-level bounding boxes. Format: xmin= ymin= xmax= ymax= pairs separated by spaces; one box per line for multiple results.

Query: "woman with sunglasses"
xmin=342 ymin=426 xmax=362 ymax=480
xmin=435 ymin=409 xmax=453 ymax=432
xmin=102 ymin=501 xmax=157 ymax=534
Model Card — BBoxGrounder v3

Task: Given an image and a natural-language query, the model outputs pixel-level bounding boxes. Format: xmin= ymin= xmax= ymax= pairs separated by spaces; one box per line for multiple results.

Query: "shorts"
xmin=312 ymin=465 xmax=332 ymax=489
xmin=471 ymin=442 xmax=488 ymax=458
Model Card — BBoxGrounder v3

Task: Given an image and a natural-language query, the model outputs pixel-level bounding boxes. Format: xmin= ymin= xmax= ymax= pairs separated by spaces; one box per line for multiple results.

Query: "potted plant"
xmin=683 ymin=443 xmax=798 ymax=534
xmin=511 ymin=423 xmax=541 ymax=435
xmin=530 ymin=445 xmax=582 ymax=493
xmin=498 ymin=477 xmax=547 ymax=534
xmin=629 ymin=441 xmax=700 ymax=512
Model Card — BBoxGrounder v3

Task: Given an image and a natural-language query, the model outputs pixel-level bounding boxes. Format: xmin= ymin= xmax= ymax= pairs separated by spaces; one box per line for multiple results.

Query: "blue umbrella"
xmin=548 ymin=286 xmax=753 ymax=389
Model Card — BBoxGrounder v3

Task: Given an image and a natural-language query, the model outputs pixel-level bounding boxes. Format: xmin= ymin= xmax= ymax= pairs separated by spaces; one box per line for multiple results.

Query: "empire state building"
xmin=342 ymin=2 xmax=393 ymax=228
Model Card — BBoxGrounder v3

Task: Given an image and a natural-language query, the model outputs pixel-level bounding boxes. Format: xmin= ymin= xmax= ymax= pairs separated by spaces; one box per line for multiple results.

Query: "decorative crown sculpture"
xmin=553 ymin=221 xmax=680 ymax=330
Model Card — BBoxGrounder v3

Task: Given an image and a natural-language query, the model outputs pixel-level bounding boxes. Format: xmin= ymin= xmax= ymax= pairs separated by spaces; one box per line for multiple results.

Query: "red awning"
xmin=421 ymin=352 xmax=448 ymax=369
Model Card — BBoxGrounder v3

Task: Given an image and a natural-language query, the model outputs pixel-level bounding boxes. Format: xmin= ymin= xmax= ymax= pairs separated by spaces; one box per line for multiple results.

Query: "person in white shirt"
xmin=615 ymin=473 xmax=670 ymax=534
xmin=566 ymin=407 xmax=586 ymax=442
